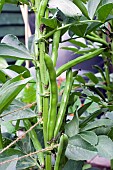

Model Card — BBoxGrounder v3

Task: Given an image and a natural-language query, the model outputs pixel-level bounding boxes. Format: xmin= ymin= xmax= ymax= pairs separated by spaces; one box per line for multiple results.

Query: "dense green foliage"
xmin=1 ymin=0 xmax=113 ymax=169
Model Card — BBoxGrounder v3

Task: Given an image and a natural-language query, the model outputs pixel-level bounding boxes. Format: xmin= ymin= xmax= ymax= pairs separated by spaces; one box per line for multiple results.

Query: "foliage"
xmin=0 ymin=0 xmax=113 ymax=169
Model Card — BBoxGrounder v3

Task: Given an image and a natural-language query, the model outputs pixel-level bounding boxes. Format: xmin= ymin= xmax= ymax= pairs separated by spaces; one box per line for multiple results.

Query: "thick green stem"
xmin=36 ymin=69 xmax=43 ymax=114
xmin=111 ymin=159 xmax=113 ymax=170
xmin=0 ymin=127 xmax=3 ymax=149
xmin=35 ymin=0 xmax=43 ymax=115
xmin=38 ymin=6 xmax=49 ymax=148
xmin=35 ymin=1 xmax=52 ymax=170
xmin=37 ymin=20 xmax=102 ymax=42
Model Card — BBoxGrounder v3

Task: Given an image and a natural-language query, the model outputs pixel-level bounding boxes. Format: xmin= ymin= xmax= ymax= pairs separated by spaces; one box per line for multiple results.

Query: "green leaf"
xmin=2 ymin=121 xmax=15 ymax=133
xmin=97 ymin=2 xmax=113 ymax=22
xmin=81 ymin=119 xmax=113 ymax=131
xmin=0 ymin=147 xmax=36 ymax=170
xmin=76 ymin=48 xmax=96 ymax=55
xmin=82 ymin=164 xmax=92 ymax=170
xmin=80 ymin=109 xmax=102 ymax=129
xmin=73 ymin=0 xmax=89 ymax=18
xmin=78 ymin=102 xmax=92 ymax=116
xmin=106 ymin=111 xmax=113 ymax=120
xmin=61 ymin=46 xmax=78 ymax=53
xmin=17 ymin=134 xmax=34 ymax=154
xmin=0 ymin=148 xmax=23 ymax=158
xmin=41 ymin=17 xmax=57 ymax=28
xmin=96 ymin=135 xmax=113 ymax=159
xmin=21 ymin=83 xmax=36 ymax=103
xmin=102 ymin=0 xmax=113 ymax=6
xmin=76 ymin=75 xmax=85 ymax=84
xmin=65 ymin=112 xmax=79 ymax=137
xmin=68 ymin=92 xmax=81 ymax=106
xmin=0 ymin=34 xmax=32 ymax=60
xmin=87 ymin=86 xmax=106 ymax=101
xmin=16 ymin=157 xmax=36 ymax=170
xmin=88 ymin=0 xmax=101 ymax=19
xmin=5 ymin=0 xmax=29 ymax=5
xmin=85 ymin=72 xmax=99 ymax=84
xmin=63 ymin=160 xmax=84 ymax=170
xmin=0 ymin=155 xmax=18 ymax=170
xmin=0 ymin=71 xmax=6 ymax=83
xmin=81 ymin=0 xmax=88 ymax=3
xmin=1 ymin=34 xmax=28 ymax=54
xmin=93 ymin=65 xmax=106 ymax=81
xmin=83 ymin=89 xmax=101 ymax=103
xmin=65 ymin=135 xmax=97 ymax=160
xmin=0 ymin=75 xmax=32 ymax=113
xmin=86 ymin=22 xmax=102 ymax=35
xmin=80 ymin=131 xmax=98 ymax=146
xmin=0 ymin=44 xmax=32 ymax=60
xmin=69 ymin=39 xmax=87 ymax=48
xmin=104 ymin=105 xmax=113 ymax=111
xmin=0 ymin=57 xmax=8 ymax=69
xmin=0 ymin=101 xmax=36 ymax=123
xmin=69 ymin=24 xmax=88 ymax=37
xmin=1 ymin=68 xmax=18 ymax=78
xmin=0 ymin=0 xmax=5 ymax=12
xmin=16 ymin=135 xmax=37 ymax=170
xmin=49 ymin=0 xmax=82 ymax=17
xmin=7 ymin=65 xmax=30 ymax=78
xmin=94 ymin=126 xmax=111 ymax=136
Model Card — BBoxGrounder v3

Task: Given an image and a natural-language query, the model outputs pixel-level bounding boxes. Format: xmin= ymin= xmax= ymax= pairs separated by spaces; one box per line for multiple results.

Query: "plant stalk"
xmin=0 ymin=127 xmax=3 ymax=149
xmin=35 ymin=1 xmax=52 ymax=169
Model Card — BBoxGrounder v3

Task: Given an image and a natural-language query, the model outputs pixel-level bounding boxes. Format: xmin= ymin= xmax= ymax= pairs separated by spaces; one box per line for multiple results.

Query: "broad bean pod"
xmin=52 ymin=30 xmax=61 ymax=67
xmin=86 ymin=35 xmax=108 ymax=46
xmin=54 ymin=134 xmax=68 ymax=170
xmin=44 ymin=53 xmax=58 ymax=141
xmin=54 ymin=69 xmax=73 ymax=138
xmin=56 ymin=48 xmax=105 ymax=77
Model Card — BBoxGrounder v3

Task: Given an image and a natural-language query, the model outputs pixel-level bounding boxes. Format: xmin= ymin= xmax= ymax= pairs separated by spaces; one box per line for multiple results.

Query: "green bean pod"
xmin=54 ymin=134 xmax=68 ymax=170
xmin=24 ymin=119 xmax=44 ymax=168
xmin=86 ymin=35 xmax=108 ymax=46
xmin=44 ymin=53 xmax=58 ymax=141
xmin=56 ymin=48 xmax=105 ymax=77
xmin=52 ymin=30 xmax=61 ymax=67
xmin=54 ymin=69 xmax=73 ymax=138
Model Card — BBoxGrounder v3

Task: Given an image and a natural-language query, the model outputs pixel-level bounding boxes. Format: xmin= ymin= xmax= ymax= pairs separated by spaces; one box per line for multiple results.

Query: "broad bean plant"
xmin=1 ymin=0 xmax=113 ymax=170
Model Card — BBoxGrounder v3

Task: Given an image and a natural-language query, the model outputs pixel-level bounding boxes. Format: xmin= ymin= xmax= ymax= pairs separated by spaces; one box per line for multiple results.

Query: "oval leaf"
xmin=0 ymin=44 xmax=32 ymax=60
xmin=96 ymin=135 xmax=113 ymax=159
xmin=65 ymin=135 xmax=97 ymax=160
xmin=49 ymin=0 xmax=82 ymax=17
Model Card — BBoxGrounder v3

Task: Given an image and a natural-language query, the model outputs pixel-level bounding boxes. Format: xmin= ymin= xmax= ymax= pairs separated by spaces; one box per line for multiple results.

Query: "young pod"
xmin=44 ymin=53 xmax=58 ymax=141
xmin=54 ymin=69 xmax=73 ymax=138
xmin=54 ymin=134 xmax=68 ymax=170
